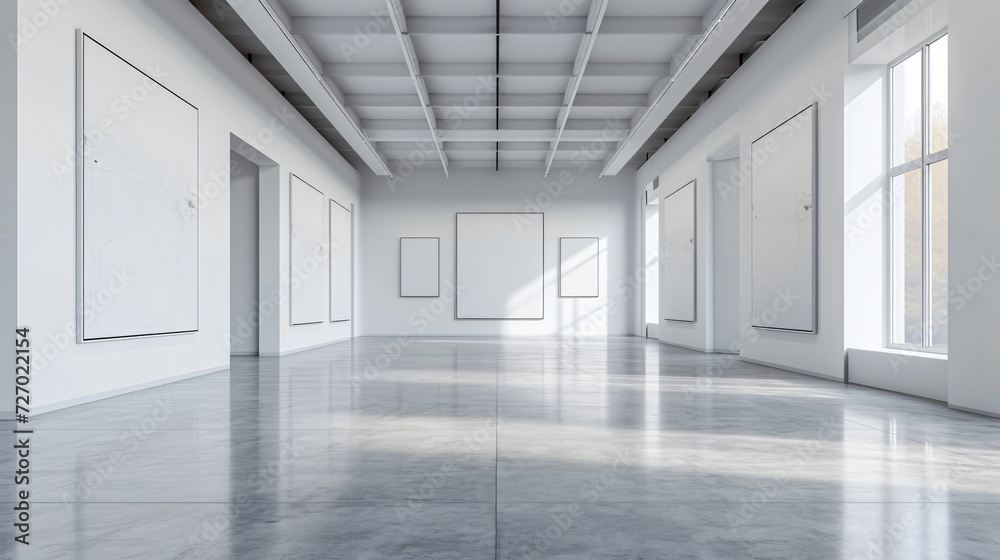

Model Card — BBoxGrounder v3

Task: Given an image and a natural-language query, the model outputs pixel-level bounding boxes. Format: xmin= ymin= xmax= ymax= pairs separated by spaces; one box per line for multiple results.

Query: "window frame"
xmin=886 ymin=29 xmax=949 ymax=354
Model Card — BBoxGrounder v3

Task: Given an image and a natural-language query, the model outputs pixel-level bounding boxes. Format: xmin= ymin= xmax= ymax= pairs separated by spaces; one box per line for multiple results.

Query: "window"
xmin=889 ymin=33 xmax=948 ymax=352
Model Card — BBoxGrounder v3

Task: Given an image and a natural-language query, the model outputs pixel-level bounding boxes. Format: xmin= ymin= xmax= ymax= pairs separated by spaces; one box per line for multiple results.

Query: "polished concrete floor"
xmin=2 ymin=337 xmax=1000 ymax=559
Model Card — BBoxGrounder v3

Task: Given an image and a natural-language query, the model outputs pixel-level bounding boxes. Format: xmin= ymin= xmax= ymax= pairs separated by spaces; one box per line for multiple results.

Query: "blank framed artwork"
xmin=330 ymin=199 xmax=352 ymax=322
xmin=662 ymin=181 xmax=696 ymax=322
xmin=77 ymin=32 xmax=199 ymax=341
xmin=456 ymin=213 xmax=544 ymax=320
xmin=559 ymin=237 xmax=599 ymax=298
xmin=289 ymin=175 xmax=327 ymax=325
xmin=751 ymin=104 xmax=817 ymax=332
xmin=400 ymin=237 xmax=440 ymax=297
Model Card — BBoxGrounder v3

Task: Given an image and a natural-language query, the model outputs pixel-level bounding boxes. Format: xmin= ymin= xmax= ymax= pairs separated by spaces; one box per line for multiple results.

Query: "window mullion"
xmin=886 ymin=63 xmax=895 ymax=348
xmin=921 ymin=42 xmax=933 ymax=348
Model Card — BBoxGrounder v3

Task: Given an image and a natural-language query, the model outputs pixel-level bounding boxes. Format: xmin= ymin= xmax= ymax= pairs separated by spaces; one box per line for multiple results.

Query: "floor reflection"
xmin=1 ymin=337 xmax=999 ymax=558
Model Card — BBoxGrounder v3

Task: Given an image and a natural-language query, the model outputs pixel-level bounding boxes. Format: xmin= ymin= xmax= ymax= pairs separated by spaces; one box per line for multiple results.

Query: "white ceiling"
xmin=191 ymin=0 xmax=805 ymax=176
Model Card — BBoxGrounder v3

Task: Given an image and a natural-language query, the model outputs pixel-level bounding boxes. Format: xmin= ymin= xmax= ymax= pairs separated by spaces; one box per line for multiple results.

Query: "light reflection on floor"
xmin=2 ymin=337 xmax=999 ymax=559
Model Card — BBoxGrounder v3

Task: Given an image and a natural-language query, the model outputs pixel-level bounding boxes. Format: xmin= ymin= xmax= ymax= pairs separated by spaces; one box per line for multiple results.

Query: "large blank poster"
xmin=456 ymin=213 xmax=544 ymax=319
xmin=290 ymin=175 xmax=326 ymax=325
xmin=559 ymin=237 xmax=599 ymax=298
xmin=400 ymin=237 xmax=440 ymax=297
xmin=662 ymin=181 xmax=696 ymax=322
xmin=330 ymin=199 xmax=352 ymax=322
xmin=79 ymin=33 xmax=199 ymax=340
xmin=751 ymin=105 xmax=817 ymax=332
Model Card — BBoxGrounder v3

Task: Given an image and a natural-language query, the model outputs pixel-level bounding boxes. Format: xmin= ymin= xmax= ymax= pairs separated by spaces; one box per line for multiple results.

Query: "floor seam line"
xmin=494 ymin=336 xmax=500 ymax=560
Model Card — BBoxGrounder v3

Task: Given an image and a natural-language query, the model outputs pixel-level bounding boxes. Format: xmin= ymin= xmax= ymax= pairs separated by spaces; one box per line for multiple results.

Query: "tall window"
xmin=889 ymin=33 xmax=948 ymax=351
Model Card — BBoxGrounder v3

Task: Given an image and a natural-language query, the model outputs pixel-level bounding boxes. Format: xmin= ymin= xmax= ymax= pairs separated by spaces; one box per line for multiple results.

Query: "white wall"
xmin=18 ymin=0 xmax=360 ymax=413
xmin=1 ymin=0 xmax=17 ymax=417
xmin=359 ymin=168 xmax=637 ymax=337
xmin=712 ymin=158 xmax=740 ymax=353
xmin=948 ymin=0 xmax=1000 ymax=417
xmin=657 ymin=168 xmax=713 ymax=352
xmin=637 ymin=0 xmax=847 ymax=381
xmin=843 ymin=62 xmax=887 ymax=352
xmin=230 ymin=152 xmax=259 ymax=355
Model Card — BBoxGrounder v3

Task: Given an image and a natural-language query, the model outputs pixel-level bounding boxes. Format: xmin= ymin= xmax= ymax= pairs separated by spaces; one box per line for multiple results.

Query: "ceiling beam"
xmin=365 ymin=129 xmax=627 ymax=143
xmin=344 ymin=93 xmax=647 ymax=109
xmin=359 ymin=119 xmax=630 ymax=131
xmin=225 ymin=0 xmax=391 ymax=175
xmin=246 ymin=56 xmax=671 ymax=80
xmin=601 ymin=0 xmax=768 ymax=176
xmin=445 ymin=160 xmax=601 ymax=170
xmin=545 ymin=0 xmax=609 ymax=176
xmin=380 ymin=142 xmax=559 ymax=153
xmin=384 ymin=0 xmax=449 ymax=177
xmin=321 ymin=62 xmax=671 ymax=79
xmin=290 ymin=16 xmax=702 ymax=36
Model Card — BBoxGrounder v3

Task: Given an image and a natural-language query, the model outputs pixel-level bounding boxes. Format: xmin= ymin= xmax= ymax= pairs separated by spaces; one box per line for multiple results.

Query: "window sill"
xmin=881 ymin=347 xmax=948 ymax=360
xmin=847 ymin=348 xmax=948 ymax=402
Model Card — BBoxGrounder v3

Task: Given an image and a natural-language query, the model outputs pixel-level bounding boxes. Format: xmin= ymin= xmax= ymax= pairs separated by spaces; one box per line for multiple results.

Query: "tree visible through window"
xmin=889 ymin=33 xmax=948 ymax=351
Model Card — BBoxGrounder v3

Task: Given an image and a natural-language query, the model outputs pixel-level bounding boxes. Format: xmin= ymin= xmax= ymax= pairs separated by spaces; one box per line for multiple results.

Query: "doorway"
xmin=644 ymin=191 xmax=660 ymax=338
xmin=230 ymin=151 xmax=260 ymax=355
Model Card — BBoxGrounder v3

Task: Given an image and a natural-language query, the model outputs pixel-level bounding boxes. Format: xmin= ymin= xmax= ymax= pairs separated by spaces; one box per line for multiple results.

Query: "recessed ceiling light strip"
xmin=386 ymin=0 xmax=450 ymax=177
xmin=543 ymin=0 xmax=610 ymax=177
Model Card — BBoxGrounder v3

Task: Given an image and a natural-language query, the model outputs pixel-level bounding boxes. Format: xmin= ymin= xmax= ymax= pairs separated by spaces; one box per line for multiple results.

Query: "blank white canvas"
xmin=560 ymin=237 xmax=599 ymax=297
xmin=80 ymin=34 xmax=199 ymax=340
xmin=289 ymin=176 xmax=326 ymax=325
xmin=751 ymin=105 xmax=817 ymax=332
xmin=456 ymin=213 xmax=544 ymax=319
xmin=400 ymin=237 xmax=439 ymax=297
xmin=662 ymin=181 xmax=696 ymax=322
xmin=330 ymin=200 xmax=352 ymax=322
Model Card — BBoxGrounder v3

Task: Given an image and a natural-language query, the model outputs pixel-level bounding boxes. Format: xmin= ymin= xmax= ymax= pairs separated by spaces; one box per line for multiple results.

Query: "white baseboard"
xmin=258 ymin=337 xmax=351 ymax=356
xmin=949 ymin=404 xmax=1000 ymax=420
xmin=657 ymin=339 xmax=711 ymax=353
xmin=739 ymin=356 xmax=845 ymax=382
xmin=353 ymin=334 xmax=637 ymax=339
xmin=646 ymin=339 xmax=739 ymax=355
xmin=645 ymin=323 xmax=659 ymax=339
xmin=32 ymin=364 xmax=229 ymax=416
